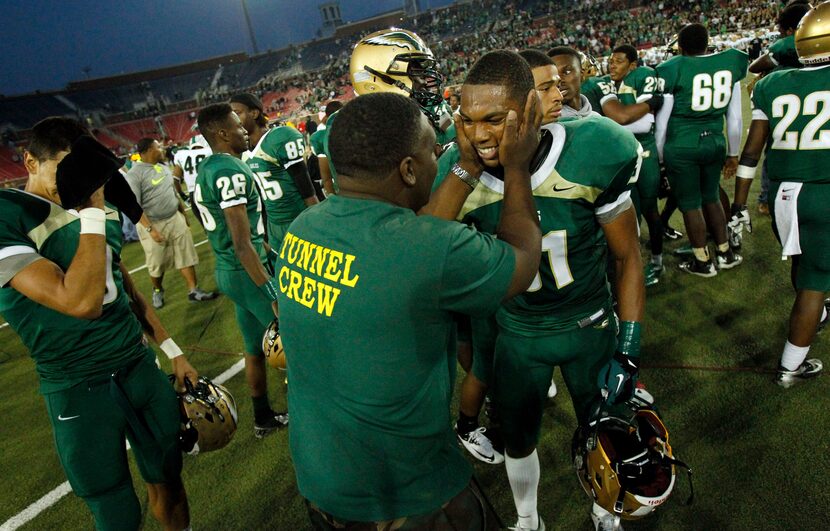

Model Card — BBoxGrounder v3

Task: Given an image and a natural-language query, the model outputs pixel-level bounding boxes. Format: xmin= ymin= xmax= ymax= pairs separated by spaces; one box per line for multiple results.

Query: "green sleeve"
xmin=656 ymin=59 xmax=679 ymax=94
xmin=732 ymin=49 xmax=749 ymax=81
xmin=751 ymin=76 xmax=770 ymax=121
xmin=432 ymin=143 xmax=461 ymax=193
xmin=593 ymin=124 xmax=642 ymax=210
xmin=0 ymin=197 xmax=41 ymax=287
xmin=263 ymin=127 xmax=306 ymax=169
xmin=438 ymin=223 xmax=515 ymax=317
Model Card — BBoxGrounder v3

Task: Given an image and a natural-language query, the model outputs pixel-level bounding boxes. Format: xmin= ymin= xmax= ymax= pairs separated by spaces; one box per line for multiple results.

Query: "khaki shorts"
xmin=138 ymin=211 xmax=198 ymax=277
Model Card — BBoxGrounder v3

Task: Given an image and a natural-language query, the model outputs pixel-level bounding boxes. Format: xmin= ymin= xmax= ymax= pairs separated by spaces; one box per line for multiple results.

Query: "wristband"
xmin=79 ymin=208 xmax=106 ymax=235
xmin=451 ymin=163 xmax=479 ymax=190
xmin=617 ymin=321 xmax=641 ymax=358
xmin=736 ymin=165 xmax=756 ymax=180
xmin=260 ymin=277 xmax=280 ymax=302
xmin=160 ymin=338 xmax=184 ymax=360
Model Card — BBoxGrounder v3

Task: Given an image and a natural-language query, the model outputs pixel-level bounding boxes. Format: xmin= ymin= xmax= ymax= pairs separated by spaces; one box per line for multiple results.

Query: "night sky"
xmin=0 ymin=0 xmax=453 ymax=97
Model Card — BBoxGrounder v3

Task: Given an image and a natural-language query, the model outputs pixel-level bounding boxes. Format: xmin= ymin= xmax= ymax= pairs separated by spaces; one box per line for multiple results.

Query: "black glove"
xmin=646 ymin=93 xmax=664 ymax=113
xmin=104 ymin=171 xmax=144 ymax=224
xmin=56 ymin=135 xmax=121 ymax=209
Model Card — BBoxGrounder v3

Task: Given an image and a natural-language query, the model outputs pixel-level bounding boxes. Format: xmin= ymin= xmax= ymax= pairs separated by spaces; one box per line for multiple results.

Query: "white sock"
xmin=781 ymin=341 xmax=810 ymax=371
xmin=651 ymin=254 xmax=663 ymax=267
xmin=505 ymin=450 xmax=540 ymax=530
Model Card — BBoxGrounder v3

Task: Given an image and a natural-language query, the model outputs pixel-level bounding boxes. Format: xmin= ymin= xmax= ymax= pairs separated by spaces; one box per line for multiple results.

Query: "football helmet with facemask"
xmin=350 ymin=28 xmax=445 ymax=126
xmin=573 ymin=389 xmax=693 ymax=528
xmin=262 ymin=319 xmax=287 ymax=370
xmin=174 ymin=376 xmax=238 ymax=455
xmin=796 ymin=2 xmax=830 ymax=65
xmin=579 ymin=51 xmax=602 ymax=79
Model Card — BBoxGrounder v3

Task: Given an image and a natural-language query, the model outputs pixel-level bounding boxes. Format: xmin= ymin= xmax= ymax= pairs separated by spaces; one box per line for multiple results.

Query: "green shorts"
xmin=665 ymin=134 xmax=726 ymax=212
xmin=216 ymin=267 xmax=274 ymax=357
xmin=44 ymin=352 xmax=181 ymax=499
xmin=493 ymin=314 xmax=617 ymax=453
xmin=770 ymin=181 xmax=830 ymax=292
xmin=268 ymin=219 xmax=293 ymax=258
xmin=470 ymin=315 xmax=498 ymax=386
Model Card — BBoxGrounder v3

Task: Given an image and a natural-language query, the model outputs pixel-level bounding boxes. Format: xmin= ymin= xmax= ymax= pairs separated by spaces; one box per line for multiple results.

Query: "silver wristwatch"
xmin=451 ymin=163 xmax=479 ymax=190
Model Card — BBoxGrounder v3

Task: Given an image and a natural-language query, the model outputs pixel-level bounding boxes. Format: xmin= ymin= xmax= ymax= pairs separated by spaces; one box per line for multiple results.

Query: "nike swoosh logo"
xmin=58 ymin=414 xmax=80 ymax=421
xmin=782 ymin=188 xmax=794 ymax=193
xmin=151 ymin=177 xmax=165 ymax=186
xmin=615 ymin=374 xmax=625 ymax=394
xmin=553 ymin=183 xmax=575 ymax=192
xmin=471 ymin=448 xmax=495 ymax=463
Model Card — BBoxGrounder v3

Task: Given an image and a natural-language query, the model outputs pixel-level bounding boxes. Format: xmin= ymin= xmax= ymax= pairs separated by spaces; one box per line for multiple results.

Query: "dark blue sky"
xmin=0 ymin=0 xmax=453 ymax=96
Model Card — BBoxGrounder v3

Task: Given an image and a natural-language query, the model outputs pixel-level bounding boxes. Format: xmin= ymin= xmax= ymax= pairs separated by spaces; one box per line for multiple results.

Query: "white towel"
xmin=774 ymin=182 xmax=803 ymax=260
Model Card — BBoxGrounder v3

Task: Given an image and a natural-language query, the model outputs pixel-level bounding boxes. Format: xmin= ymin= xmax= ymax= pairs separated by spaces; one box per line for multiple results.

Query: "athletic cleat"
xmin=455 ymin=424 xmax=504 ymax=464
xmin=678 ymin=258 xmax=717 ymax=278
xmin=726 ymin=224 xmax=742 ymax=252
xmin=663 ymin=226 xmax=683 ymax=240
xmin=776 ymin=359 xmax=823 ymax=388
xmin=673 ymin=244 xmax=693 ymax=256
xmin=509 ymin=517 xmax=545 ymax=531
xmin=188 ymin=288 xmax=219 ymax=302
xmin=547 ymin=380 xmax=558 ymax=398
xmin=716 ymin=249 xmax=743 ymax=270
xmin=644 ymin=263 xmax=663 ymax=287
xmin=152 ymin=288 xmax=164 ymax=309
xmin=254 ymin=412 xmax=289 ymax=438
xmin=818 ymin=299 xmax=830 ymax=333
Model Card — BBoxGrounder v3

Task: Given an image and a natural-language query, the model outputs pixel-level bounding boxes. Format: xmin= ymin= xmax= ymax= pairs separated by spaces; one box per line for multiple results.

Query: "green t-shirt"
xmin=617 ymin=66 xmax=659 ymax=143
xmin=751 ymin=65 xmax=830 ymax=184
xmin=243 ymin=126 xmax=310 ymax=224
xmin=276 ymin=195 xmax=515 ymax=521
xmin=194 ymin=153 xmax=267 ymax=270
xmin=769 ymin=35 xmax=801 ymax=71
xmin=0 ymin=190 xmax=148 ymax=393
xmin=436 ymin=117 xmax=640 ymax=333
xmin=581 ymin=74 xmax=616 ymax=116
xmin=657 ymin=48 xmax=748 ymax=147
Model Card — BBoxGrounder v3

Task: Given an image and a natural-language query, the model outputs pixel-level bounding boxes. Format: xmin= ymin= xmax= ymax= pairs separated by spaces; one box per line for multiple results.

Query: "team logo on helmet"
xmin=262 ymin=319 xmax=287 ymax=370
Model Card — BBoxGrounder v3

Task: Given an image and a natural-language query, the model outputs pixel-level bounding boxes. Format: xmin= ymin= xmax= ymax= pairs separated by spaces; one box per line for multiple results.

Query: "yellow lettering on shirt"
xmin=299 ymin=276 xmax=316 ymax=309
xmin=340 ymin=254 xmax=360 ymax=287
xmin=316 ymin=283 xmax=341 ymax=317
xmin=323 ymin=251 xmax=343 ymax=282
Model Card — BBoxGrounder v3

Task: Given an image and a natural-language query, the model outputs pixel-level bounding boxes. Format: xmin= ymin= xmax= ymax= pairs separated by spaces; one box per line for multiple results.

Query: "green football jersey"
xmin=657 ymin=48 xmax=748 ymax=147
xmin=751 ymin=65 xmax=830 ymax=184
xmin=194 ymin=153 xmax=267 ymax=270
xmin=439 ymin=117 xmax=641 ymax=334
xmin=769 ymin=35 xmax=801 ymax=71
xmin=243 ymin=126 xmax=309 ymax=224
xmin=581 ymin=74 xmax=616 ymax=116
xmin=277 ymin=195 xmax=514 ymax=520
xmin=617 ymin=66 xmax=659 ymax=141
xmin=309 ymin=126 xmax=326 ymax=157
xmin=0 ymin=190 xmax=148 ymax=393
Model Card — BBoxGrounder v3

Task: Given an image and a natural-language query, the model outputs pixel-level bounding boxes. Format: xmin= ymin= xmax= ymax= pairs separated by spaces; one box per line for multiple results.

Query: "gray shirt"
xmin=125 ymin=162 xmax=180 ymax=221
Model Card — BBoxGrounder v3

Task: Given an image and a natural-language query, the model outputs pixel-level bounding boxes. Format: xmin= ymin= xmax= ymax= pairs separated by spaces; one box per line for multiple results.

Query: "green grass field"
xmin=2 ymin=93 xmax=830 ymax=530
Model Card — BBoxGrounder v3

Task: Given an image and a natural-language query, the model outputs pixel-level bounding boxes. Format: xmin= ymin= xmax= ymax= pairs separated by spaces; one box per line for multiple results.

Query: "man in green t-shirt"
xmin=655 ymin=23 xmax=748 ymax=277
xmin=609 ymin=44 xmax=665 ymax=286
xmin=0 ymin=117 xmax=198 ymax=530
xmin=277 ymin=92 xmax=542 ymax=529
xmin=193 ymin=103 xmax=288 ymax=438
xmin=229 ymin=93 xmax=319 ymax=257
xmin=730 ymin=2 xmax=830 ymax=389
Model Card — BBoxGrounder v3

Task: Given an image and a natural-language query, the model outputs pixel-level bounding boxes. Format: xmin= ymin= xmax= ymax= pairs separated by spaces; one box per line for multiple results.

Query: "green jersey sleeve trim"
xmin=0 ymin=247 xmax=41 ymax=287
xmin=220 ymin=197 xmax=247 ymax=209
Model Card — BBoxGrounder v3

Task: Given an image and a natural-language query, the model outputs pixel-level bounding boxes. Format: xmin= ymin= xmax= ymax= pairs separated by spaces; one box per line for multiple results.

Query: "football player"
xmin=193 ymin=103 xmax=289 ymax=437
xmin=435 ymin=50 xmax=645 ymax=531
xmin=229 ymin=93 xmax=319 ymax=257
xmin=309 ymin=99 xmax=343 ymax=196
xmin=172 ymin=134 xmax=212 ymax=228
xmin=0 ymin=117 xmax=198 ymax=530
xmin=549 ymin=46 xmax=661 ymax=123
xmin=518 ymin=50 xmax=564 ymax=125
xmin=654 ymin=23 xmax=748 ymax=277
xmin=608 ymin=44 xmax=665 ymax=286
xmin=730 ymin=2 xmax=829 ymax=388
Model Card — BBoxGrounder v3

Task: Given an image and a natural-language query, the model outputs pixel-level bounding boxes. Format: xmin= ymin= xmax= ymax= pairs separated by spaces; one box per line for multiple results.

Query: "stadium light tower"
xmin=241 ymin=0 xmax=260 ymax=55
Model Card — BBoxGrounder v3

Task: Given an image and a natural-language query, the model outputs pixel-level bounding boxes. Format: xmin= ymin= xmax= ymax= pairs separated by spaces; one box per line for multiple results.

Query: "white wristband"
xmin=736 ymin=165 xmax=756 ymax=180
xmin=160 ymin=338 xmax=184 ymax=360
xmin=79 ymin=208 xmax=106 ymax=235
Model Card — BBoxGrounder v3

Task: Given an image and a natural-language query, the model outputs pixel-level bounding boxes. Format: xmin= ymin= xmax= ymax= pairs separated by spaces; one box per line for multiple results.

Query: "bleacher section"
xmin=160 ymin=111 xmax=197 ymax=144
xmin=0 ymin=94 xmax=77 ymax=130
xmin=0 ymin=145 xmax=25 ymax=182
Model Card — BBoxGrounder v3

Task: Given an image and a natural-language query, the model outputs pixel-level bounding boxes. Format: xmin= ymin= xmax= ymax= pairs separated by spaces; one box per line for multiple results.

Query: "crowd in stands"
xmin=0 ymin=0 xmax=790 ymax=186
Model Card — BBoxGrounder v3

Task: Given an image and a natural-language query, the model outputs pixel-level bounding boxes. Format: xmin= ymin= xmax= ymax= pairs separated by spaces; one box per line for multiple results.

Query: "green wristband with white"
xmin=260 ymin=277 xmax=280 ymax=302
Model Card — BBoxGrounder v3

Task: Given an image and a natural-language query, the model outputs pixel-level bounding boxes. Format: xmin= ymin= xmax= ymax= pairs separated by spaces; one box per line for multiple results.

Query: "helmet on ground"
xmin=174 ymin=376 xmax=238 ymax=455
xmin=262 ymin=319 xmax=287 ymax=370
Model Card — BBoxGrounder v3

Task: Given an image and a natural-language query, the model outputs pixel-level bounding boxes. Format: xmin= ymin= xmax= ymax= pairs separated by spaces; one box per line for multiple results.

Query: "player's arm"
xmin=749 ymin=53 xmax=776 ymax=75
xmin=286 ymin=160 xmax=319 ymax=207
xmin=7 ymin=189 xmax=108 ymax=320
xmin=602 ymin=206 xmax=645 ymax=324
xmin=119 ymin=262 xmax=198 ymax=387
xmin=602 ymin=98 xmax=656 ymax=126
xmin=223 ymin=204 xmax=279 ymax=316
xmin=317 ymin=155 xmax=335 ymax=195
xmin=723 ymin=81 xmax=743 ymax=178
xmin=654 ymin=94 xmax=674 ymax=162
xmin=171 ymin=164 xmax=188 ymax=202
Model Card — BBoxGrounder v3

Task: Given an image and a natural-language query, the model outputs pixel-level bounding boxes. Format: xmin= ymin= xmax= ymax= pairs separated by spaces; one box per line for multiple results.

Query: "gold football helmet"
xmin=350 ymin=28 xmax=444 ymax=113
xmin=176 ymin=377 xmax=238 ymax=455
xmin=573 ymin=392 xmax=692 ymax=527
xmin=579 ymin=51 xmax=601 ymax=79
xmin=796 ymin=2 xmax=830 ymax=65
xmin=262 ymin=319 xmax=287 ymax=370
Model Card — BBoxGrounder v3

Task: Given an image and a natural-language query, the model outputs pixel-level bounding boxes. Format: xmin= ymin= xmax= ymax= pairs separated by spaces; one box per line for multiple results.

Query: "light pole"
xmin=241 ymin=0 xmax=260 ymax=55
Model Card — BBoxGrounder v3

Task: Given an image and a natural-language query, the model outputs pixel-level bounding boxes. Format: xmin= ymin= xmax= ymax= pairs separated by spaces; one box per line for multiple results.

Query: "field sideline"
xmin=2 ymin=91 xmax=829 ymax=530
